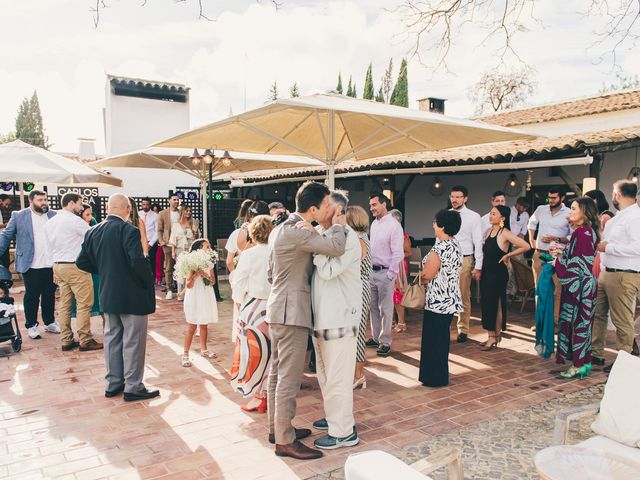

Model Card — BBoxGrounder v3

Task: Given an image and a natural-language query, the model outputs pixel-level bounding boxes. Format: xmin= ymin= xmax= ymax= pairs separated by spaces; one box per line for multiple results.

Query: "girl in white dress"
xmin=182 ymin=239 xmax=218 ymax=367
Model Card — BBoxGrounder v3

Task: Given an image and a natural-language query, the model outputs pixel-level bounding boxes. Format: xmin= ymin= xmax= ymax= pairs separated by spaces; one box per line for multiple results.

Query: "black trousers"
xmin=22 ymin=267 xmax=56 ymax=329
xmin=148 ymin=242 xmax=159 ymax=281
xmin=213 ymin=264 xmax=222 ymax=301
xmin=0 ymin=249 xmax=9 ymax=269
xmin=419 ymin=310 xmax=453 ymax=387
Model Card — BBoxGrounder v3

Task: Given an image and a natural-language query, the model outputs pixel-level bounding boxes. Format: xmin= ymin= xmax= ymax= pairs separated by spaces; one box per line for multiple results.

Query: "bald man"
xmin=77 ymin=194 xmax=158 ymax=401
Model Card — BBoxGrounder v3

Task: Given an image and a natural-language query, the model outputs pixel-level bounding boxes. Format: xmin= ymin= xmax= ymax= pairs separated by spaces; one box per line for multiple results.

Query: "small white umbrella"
xmin=91 ymin=147 xmax=323 ymax=236
xmin=0 ymin=139 xmax=123 ymax=208
xmin=154 ymin=92 xmax=537 ymax=188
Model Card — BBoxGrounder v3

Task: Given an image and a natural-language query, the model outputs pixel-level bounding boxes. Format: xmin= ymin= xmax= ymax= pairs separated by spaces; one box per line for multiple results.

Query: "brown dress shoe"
xmin=275 ymin=440 xmax=323 ymax=460
xmin=79 ymin=339 xmax=103 ymax=351
xmin=61 ymin=341 xmax=79 ymax=351
xmin=268 ymin=428 xmax=311 ymax=444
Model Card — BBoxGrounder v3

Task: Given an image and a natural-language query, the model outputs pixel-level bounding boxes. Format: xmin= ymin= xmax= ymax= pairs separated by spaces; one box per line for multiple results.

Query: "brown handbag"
xmin=401 ymin=274 xmax=425 ymax=310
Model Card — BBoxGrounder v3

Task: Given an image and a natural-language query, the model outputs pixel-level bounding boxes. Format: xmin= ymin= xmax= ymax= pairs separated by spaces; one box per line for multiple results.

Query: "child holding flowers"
xmin=174 ymin=239 xmax=219 ymax=366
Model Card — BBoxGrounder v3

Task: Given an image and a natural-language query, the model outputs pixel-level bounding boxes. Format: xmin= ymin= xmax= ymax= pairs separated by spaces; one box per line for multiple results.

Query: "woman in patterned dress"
xmin=419 ymin=209 xmax=463 ymax=388
xmin=229 ymin=215 xmax=273 ymax=412
xmin=551 ymin=197 xmax=600 ymax=379
xmin=347 ymin=206 xmax=372 ymax=389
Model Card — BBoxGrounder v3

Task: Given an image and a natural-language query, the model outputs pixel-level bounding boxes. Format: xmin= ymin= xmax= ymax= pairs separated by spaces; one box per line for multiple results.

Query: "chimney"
xmin=77 ymin=138 xmax=96 ymax=162
xmin=417 ymin=97 xmax=446 ymax=114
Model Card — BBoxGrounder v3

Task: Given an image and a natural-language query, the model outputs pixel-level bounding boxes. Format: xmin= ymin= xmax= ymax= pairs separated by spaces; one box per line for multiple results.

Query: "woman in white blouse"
xmin=169 ymin=205 xmax=200 ymax=299
xmin=229 ymin=215 xmax=273 ymax=413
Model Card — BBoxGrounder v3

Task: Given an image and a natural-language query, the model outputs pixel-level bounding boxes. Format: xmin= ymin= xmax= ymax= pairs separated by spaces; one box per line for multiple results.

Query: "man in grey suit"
xmin=0 ymin=190 xmax=59 ymax=339
xmin=267 ymin=181 xmax=347 ymax=460
xmin=77 ymin=194 xmax=158 ymax=402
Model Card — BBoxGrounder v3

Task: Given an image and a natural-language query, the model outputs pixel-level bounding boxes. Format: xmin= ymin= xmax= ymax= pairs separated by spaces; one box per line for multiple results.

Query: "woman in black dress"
xmin=480 ymin=205 xmax=530 ymax=350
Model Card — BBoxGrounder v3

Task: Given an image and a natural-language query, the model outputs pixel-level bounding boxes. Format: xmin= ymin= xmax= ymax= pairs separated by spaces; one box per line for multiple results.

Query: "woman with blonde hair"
xmin=346 ymin=205 xmax=372 ymax=389
xmin=229 ymin=215 xmax=274 ymax=412
xmin=169 ymin=205 xmax=200 ymax=300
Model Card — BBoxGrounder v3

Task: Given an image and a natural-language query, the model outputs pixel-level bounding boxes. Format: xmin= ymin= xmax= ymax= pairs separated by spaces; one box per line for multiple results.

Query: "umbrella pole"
xmin=326 ymin=165 xmax=335 ymax=190
xmin=201 ymin=180 xmax=208 ymax=240
xmin=19 ymin=183 xmax=25 ymax=210
xmin=326 ymin=110 xmax=336 ymax=190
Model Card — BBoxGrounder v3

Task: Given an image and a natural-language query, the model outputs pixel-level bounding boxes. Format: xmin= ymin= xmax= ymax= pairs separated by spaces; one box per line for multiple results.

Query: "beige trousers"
xmin=456 ymin=256 xmax=474 ymax=334
xmin=592 ymin=271 xmax=640 ymax=358
xmin=162 ymin=245 xmax=174 ymax=290
xmin=268 ymin=323 xmax=309 ymax=445
xmin=313 ymin=335 xmax=357 ymax=438
xmin=532 ymin=250 xmax=561 ymax=323
xmin=53 ymin=263 xmax=94 ymax=345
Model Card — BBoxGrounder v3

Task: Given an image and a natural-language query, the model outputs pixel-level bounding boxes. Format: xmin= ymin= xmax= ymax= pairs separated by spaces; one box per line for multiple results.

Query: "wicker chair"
xmin=511 ymin=258 xmax=535 ymax=313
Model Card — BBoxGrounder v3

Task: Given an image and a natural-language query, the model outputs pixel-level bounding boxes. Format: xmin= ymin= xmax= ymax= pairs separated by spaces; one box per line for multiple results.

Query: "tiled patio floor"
xmin=0 ymin=283 xmax=617 ymax=479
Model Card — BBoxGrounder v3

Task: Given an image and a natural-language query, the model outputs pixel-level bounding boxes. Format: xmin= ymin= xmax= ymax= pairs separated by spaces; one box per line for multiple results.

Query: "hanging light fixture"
xmin=504 ymin=173 xmax=521 ymax=197
xmin=628 ymin=148 xmax=639 ymax=183
xmin=525 ymin=170 xmax=533 ymax=192
xmin=429 ymin=176 xmax=444 ymax=196
xmin=221 ymin=150 xmax=233 ymax=167
xmin=190 ymin=148 xmax=202 ymax=166
xmin=203 ymin=148 xmax=215 ymax=165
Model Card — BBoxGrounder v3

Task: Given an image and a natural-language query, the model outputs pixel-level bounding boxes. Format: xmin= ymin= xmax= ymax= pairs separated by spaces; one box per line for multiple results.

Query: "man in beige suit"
xmin=157 ymin=194 xmax=180 ymax=299
xmin=267 ymin=181 xmax=347 ymax=460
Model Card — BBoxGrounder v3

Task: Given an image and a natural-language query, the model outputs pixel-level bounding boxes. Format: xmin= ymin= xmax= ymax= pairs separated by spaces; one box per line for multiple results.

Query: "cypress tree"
xmin=375 ymin=86 xmax=384 ymax=102
xmin=290 ymin=82 xmax=300 ymax=98
xmin=346 ymin=76 xmax=353 ymax=97
xmin=351 ymin=82 xmax=357 ymax=98
xmin=363 ymin=63 xmax=374 ymax=100
xmin=390 ymin=58 xmax=408 ymax=107
xmin=267 ymin=81 xmax=279 ymax=101
xmin=336 ymin=73 xmax=343 ymax=94
xmin=15 ymin=91 xmax=49 ymax=148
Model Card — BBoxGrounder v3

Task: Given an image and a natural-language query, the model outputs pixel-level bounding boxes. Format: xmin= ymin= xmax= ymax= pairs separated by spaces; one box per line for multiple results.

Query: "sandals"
xmin=201 ymin=350 xmax=217 ymax=359
xmin=181 ymin=354 xmax=192 ymax=367
xmin=392 ymin=323 xmax=407 ymax=333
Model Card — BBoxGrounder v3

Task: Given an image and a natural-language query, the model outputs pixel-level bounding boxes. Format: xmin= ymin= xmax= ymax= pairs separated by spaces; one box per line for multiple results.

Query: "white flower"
xmin=173 ymin=249 xmax=215 ymax=282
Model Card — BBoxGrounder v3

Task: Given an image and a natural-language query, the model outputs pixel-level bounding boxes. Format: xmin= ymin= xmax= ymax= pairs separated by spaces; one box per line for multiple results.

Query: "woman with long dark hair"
xmin=552 ymin=197 xmax=600 ymax=379
xmin=585 ymin=189 xmax=614 ymax=278
xmin=480 ymin=205 xmax=530 ymax=350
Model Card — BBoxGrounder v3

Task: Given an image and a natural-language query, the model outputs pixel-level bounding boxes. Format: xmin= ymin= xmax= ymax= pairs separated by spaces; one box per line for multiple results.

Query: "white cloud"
xmin=0 ymin=0 xmax=638 ymax=154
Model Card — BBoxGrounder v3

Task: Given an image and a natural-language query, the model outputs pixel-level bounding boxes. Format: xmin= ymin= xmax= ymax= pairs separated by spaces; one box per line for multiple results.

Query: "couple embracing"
xmin=267 ymin=181 xmax=362 ymax=460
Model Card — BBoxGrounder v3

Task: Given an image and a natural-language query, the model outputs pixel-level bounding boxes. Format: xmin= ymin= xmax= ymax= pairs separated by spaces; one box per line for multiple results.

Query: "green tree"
xmin=336 ymin=73 xmax=343 ymax=94
xmin=267 ymin=80 xmax=279 ymax=101
xmin=290 ymin=82 xmax=300 ymax=97
xmin=375 ymin=86 xmax=384 ymax=102
xmin=390 ymin=58 xmax=408 ymax=107
xmin=363 ymin=62 xmax=374 ymax=100
xmin=351 ymin=82 xmax=357 ymax=98
xmin=346 ymin=76 xmax=353 ymax=97
xmin=15 ymin=91 xmax=49 ymax=148
xmin=0 ymin=132 xmax=16 ymax=144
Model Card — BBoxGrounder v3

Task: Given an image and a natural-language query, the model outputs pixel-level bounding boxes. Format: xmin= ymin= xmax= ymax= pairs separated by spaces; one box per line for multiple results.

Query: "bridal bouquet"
xmin=173 ymin=249 xmax=218 ymax=286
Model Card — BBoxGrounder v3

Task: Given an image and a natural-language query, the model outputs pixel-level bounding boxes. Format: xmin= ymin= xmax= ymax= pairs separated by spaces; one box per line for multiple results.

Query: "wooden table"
xmin=535 ymin=446 xmax=640 ymax=480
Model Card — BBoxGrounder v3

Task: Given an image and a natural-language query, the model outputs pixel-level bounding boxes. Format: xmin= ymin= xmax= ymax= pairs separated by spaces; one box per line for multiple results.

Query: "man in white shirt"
xmin=593 ymin=180 xmax=640 ymax=372
xmin=45 ymin=193 xmax=102 ymax=352
xmin=0 ymin=190 xmax=59 ymax=339
xmin=309 ymin=190 xmax=361 ymax=450
xmin=449 ymin=185 xmax=483 ymax=343
xmin=510 ymin=197 xmax=530 ymax=239
xmin=139 ymin=197 xmax=159 ymax=280
xmin=527 ymin=186 xmax=570 ymax=323
xmin=480 ymin=190 xmax=506 ymax=234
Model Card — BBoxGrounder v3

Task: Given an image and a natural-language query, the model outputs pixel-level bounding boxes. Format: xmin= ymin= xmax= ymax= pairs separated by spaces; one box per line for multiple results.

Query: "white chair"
xmin=345 ymin=448 xmax=463 ymax=480
xmin=536 ymin=351 xmax=640 ymax=478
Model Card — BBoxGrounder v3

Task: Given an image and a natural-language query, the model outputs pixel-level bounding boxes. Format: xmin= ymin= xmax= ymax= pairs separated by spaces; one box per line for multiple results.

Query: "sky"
xmin=1 ymin=0 xmax=638 ymax=154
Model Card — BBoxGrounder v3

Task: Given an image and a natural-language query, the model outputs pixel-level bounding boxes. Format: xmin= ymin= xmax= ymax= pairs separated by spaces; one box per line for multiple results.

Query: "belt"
xmin=372 ymin=265 xmax=388 ymax=271
xmin=606 ymin=268 xmax=640 ymax=274
xmin=54 ymin=261 xmax=75 ymax=264
xmin=463 ymin=254 xmax=474 ymax=258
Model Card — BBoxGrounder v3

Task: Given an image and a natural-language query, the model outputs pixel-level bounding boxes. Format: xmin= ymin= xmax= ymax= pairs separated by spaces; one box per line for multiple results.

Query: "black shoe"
xmin=61 ymin=340 xmax=79 ymax=351
xmin=123 ymin=388 xmax=160 ymax=401
xmin=603 ymin=363 xmax=614 ymax=374
xmin=457 ymin=333 xmax=468 ymax=343
xmin=105 ymin=385 xmax=125 ymax=398
xmin=365 ymin=338 xmax=380 ymax=348
xmin=592 ymin=357 xmax=605 ymax=366
xmin=216 ymin=297 xmax=224 ymax=303
xmin=376 ymin=344 xmax=391 ymax=357
xmin=268 ymin=428 xmax=312 ymax=444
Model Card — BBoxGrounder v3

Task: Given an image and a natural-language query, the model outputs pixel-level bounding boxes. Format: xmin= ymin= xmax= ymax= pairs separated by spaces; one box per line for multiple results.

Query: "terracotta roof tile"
xmin=477 ymin=89 xmax=640 ymax=127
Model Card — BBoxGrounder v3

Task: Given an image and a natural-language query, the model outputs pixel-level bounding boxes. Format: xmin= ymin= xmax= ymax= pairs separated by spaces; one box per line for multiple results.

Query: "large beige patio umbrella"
xmin=154 ymin=92 xmax=537 ymax=188
xmin=91 ymin=146 xmax=323 ymax=236
xmin=0 ymin=139 xmax=123 ymax=208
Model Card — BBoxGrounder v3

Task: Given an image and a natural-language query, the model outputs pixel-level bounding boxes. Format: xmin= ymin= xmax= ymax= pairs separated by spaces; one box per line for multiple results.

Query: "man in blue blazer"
xmin=0 ymin=190 xmax=59 ymax=339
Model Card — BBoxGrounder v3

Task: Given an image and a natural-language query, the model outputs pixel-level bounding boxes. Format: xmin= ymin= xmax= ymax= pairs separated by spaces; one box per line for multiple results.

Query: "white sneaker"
xmin=165 ymin=291 xmax=174 ymax=300
xmin=27 ymin=326 xmax=42 ymax=339
xmin=44 ymin=322 xmax=61 ymax=334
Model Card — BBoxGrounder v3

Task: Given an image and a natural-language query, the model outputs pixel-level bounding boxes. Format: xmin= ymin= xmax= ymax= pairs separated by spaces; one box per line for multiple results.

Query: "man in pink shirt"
xmin=366 ymin=193 xmax=405 ymax=357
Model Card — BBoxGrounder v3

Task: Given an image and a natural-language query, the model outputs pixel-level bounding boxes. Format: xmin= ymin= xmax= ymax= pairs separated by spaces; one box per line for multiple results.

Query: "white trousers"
xmin=313 ymin=335 xmax=357 ymax=438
